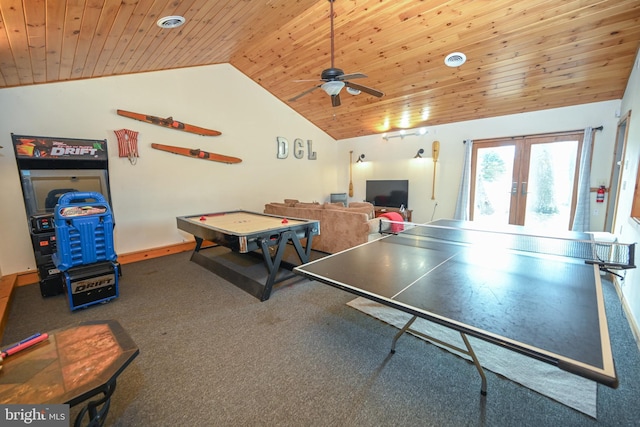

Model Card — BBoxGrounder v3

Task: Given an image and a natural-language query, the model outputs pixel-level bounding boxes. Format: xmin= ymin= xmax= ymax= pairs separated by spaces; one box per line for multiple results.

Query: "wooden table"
xmin=0 ymin=319 xmax=139 ymax=426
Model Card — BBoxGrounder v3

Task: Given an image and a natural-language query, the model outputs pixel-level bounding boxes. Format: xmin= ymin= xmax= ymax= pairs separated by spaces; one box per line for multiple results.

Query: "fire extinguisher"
xmin=596 ymin=185 xmax=606 ymax=203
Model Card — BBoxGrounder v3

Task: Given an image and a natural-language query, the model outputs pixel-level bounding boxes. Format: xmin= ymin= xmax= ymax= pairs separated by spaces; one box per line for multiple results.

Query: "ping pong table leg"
xmin=390 ymin=316 xmax=488 ymax=395
xmin=460 ymin=332 xmax=488 ymax=396
xmin=390 ymin=315 xmax=418 ymax=354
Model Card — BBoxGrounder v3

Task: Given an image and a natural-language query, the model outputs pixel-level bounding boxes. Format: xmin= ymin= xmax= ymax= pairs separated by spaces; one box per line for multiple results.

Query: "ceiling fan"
xmin=288 ymin=0 xmax=384 ymax=107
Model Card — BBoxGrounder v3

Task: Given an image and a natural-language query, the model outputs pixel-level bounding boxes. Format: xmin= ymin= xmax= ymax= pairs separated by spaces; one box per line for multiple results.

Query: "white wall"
xmin=339 ymin=100 xmax=621 ymax=225
xmin=616 ymin=49 xmax=640 ymax=332
xmin=0 ymin=64 xmax=339 ymax=274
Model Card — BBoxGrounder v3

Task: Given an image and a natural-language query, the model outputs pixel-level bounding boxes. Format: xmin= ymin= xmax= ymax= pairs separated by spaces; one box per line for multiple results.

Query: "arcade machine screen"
xmin=20 ymin=169 xmax=111 ymax=216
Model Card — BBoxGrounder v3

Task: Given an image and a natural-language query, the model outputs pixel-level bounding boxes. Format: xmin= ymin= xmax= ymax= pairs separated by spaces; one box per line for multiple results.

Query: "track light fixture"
xmin=382 ymin=128 xmax=428 ymax=141
xmin=414 ymin=148 xmax=424 ymax=159
xmin=356 ymin=154 xmax=365 ymax=163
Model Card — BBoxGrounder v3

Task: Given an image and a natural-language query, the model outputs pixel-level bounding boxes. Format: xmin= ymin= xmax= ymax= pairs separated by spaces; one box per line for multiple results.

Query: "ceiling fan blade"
xmin=345 ymin=81 xmax=384 ymax=98
xmin=337 ymin=73 xmax=368 ymax=81
xmin=331 ymin=93 xmax=341 ymax=107
xmin=289 ymin=85 xmax=322 ymax=102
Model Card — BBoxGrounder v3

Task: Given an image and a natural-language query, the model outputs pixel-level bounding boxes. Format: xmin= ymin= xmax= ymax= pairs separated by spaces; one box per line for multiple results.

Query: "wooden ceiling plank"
xmin=70 ymin=0 xmax=106 ymax=80
xmin=153 ymin=1 xmax=252 ymax=70
xmin=114 ymin=0 xmax=187 ymax=75
xmin=110 ymin=0 xmax=176 ymax=75
xmin=23 ymin=0 xmax=47 ymax=83
xmin=0 ymin=11 xmax=17 ymax=86
xmin=44 ymin=0 xmax=67 ymax=82
xmin=143 ymin=0 xmax=221 ymax=71
xmin=80 ymin=0 xmax=131 ymax=78
xmin=129 ymin=0 xmax=211 ymax=73
xmin=322 ymin=0 xmax=629 ymax=76
xmin=0 ymin=0 xmax=35 ymax=85
xmin=314 ymin=0 xmax=540 ymax=67
xmin=91 ymin=0 xmax=139 ymax=76
xmin=324 ymin=1 xmax=636 ymax=80
xmin=100 ymin=0 xmax=157 ymax=76
xmin=366 ymin=32 xmax=640 ymax=102
xmin=469 ymin=9 xmax=640 ymax=62
xmin=167 ymin=2 xmax=258 ymax=68
xmin=58 ymin=0 xmax=87 ymax=81
xmin=230 ymin=0 xmax=323 ymax=64
xmin=240 ymin=0 xmax=544 ymax=92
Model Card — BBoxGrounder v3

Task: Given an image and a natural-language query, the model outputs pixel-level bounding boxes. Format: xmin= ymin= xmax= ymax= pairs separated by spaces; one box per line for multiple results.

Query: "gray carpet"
xmin=2 ymin=252 xmax=640 ymax=426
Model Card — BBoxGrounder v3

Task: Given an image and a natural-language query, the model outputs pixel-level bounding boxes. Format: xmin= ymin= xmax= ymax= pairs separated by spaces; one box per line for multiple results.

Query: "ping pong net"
xmin=385 ymin=222 xmax=636 ymax=272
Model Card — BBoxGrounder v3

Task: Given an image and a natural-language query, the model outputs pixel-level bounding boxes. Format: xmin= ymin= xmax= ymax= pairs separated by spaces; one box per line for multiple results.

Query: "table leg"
xmin=258 ymin=228 xmax=315 ymax=301
xmin=390 ymin=316 xmax=488 ymax=395
xmin=74 ymin=378 xmax=116 ymax=427
xmin=194 ymin=237 xmax=204 ymax=252
xmin=390 ymin=315 xmax=418 ymax=353
xmin=460 ymin=332 xmax=488 ymax=396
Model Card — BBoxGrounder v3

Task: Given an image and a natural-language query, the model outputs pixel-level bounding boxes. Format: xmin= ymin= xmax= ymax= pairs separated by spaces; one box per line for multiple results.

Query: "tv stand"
xmin=374 ymin=207 xmax=412 ymax=222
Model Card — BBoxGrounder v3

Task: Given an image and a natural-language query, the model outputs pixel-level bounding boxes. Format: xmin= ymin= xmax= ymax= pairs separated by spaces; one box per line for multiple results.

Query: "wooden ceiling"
xmin=0 ymin=0 xmax=639 ymax=140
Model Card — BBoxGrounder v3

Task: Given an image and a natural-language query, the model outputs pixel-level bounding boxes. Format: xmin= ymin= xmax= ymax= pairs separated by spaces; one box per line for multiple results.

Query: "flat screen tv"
xmin=366 ymin=180 xmax=409 ymax=208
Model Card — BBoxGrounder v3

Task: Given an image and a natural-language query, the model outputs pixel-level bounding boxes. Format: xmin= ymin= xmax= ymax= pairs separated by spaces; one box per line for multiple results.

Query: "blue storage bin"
xmin=53 ymin=192 xmax=117 ymax=271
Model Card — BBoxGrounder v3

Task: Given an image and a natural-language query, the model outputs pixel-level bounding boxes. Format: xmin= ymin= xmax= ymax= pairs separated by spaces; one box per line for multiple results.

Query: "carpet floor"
xmin=2 ymin=252 xmax=639 ymax=426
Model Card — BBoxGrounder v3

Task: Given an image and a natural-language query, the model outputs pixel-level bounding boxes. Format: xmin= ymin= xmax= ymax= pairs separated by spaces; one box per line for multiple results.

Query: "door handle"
xmin=521 ymin=182 xmax=527 ymax=195
xmin=511 ymin=182 xmax=518 ymax=195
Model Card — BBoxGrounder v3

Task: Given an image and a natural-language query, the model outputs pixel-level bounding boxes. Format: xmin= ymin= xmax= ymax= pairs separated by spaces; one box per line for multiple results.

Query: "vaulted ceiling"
xmin=0 ymin=0 xmax=638 ymax=140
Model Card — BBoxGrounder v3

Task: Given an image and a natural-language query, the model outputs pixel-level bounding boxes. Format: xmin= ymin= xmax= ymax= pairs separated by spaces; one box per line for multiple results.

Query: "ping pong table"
xmin=294 ymin=219 xmax=635 ymax=394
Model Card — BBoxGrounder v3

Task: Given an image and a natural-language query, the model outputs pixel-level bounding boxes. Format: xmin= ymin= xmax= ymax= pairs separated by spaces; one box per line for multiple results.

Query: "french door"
xmin=470 ymin=132 xmax=584 ymax=230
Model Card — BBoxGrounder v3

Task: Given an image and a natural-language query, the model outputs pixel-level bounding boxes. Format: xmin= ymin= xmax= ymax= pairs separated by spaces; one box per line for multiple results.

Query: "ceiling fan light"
xmin=321 ymin=81 xmax=345 ymax=96
xmin=346 ymin=86 xmax=361 ymax=95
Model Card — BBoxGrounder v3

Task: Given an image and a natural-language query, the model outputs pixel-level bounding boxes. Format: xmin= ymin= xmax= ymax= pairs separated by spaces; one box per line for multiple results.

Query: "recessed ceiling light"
xmin=444 ymin=52 xmax=467 ymax=67
xmin=157 ymin=16 xmax=185 ymax=29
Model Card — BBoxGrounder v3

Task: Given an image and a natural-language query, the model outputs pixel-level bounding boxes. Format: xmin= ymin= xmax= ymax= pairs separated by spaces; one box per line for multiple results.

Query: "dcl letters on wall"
xmin=276 ymin=137 xmax=317 ymax=160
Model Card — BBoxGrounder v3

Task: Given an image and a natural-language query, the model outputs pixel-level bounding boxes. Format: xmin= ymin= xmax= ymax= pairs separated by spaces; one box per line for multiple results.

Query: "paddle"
xmin=431 ymin=140 xmax=440 ymax=200
xmin=349 ymin=150 xmax=354 ymax=197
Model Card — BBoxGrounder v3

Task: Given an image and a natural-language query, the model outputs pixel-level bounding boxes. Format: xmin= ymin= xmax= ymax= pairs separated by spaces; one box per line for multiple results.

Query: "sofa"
xmin=264 ymin=199 xmax=381 ymax=254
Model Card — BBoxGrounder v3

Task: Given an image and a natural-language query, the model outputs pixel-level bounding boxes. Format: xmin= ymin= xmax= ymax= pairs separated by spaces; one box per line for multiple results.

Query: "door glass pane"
xmin=473 ymin=146 xmax=515 ymax=226
xmin=524 ymin=141 xmax=578 ymax=230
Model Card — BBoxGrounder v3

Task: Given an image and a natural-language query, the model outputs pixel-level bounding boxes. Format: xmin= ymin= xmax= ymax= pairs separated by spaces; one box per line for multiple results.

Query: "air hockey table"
xmin=177 ymin=210 xmax=320 ymax=301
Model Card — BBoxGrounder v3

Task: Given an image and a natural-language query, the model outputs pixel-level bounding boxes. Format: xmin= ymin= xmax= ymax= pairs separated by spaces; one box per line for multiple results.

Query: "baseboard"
xmin=14 ymin=241 xmax=197 ymax=287
xmin=117 ymin=241 xmax=196 ymax=265
xmin=611 ymin=276 xmax=640 ymax=352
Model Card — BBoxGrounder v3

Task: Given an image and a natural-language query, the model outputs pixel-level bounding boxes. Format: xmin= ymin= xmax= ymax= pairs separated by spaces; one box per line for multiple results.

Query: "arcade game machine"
xmin=52 ymin=192 xmax=119 ymax=311
xmin=12 ymin=134 xmax=112 ymax=298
